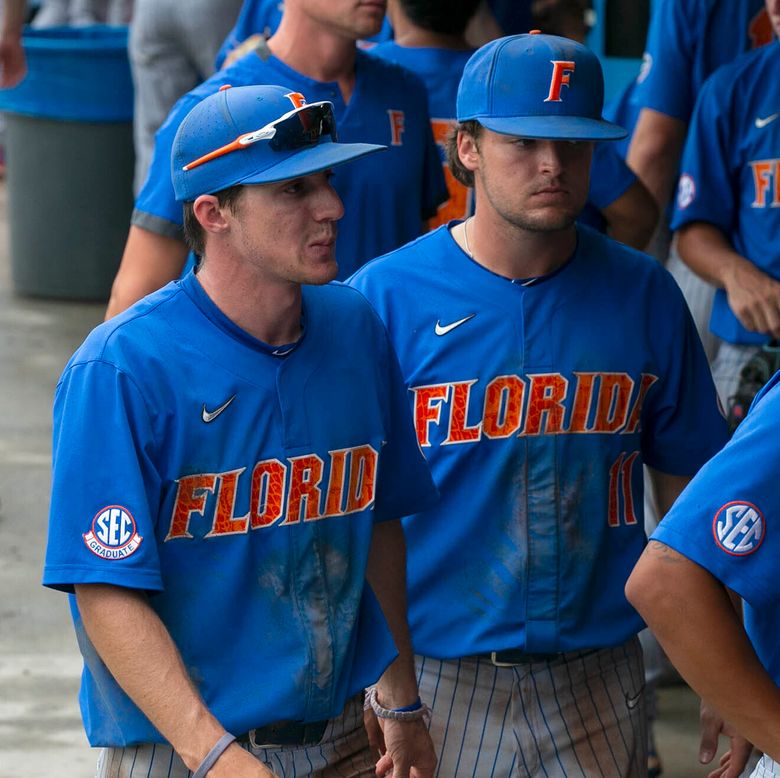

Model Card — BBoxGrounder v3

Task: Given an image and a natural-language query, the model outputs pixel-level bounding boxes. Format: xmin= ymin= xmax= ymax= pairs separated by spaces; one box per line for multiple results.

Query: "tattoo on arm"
xmin=646 ymin=540 xmax=685 ymax=564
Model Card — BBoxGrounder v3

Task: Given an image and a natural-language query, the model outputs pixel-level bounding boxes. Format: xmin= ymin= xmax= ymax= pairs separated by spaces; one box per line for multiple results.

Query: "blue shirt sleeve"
xmin=133 ymin=91 xmax=204 ymax=237
xmin=632 ymin=0 xmax=698 ymax=121
xmin=43 ymin=360 xmax=164 ymax=593
xmin=670 ymin=68 xmax=735 ymax=233
xmin=365 ymin=300 xmax=439 ymax=521
xmin=652 ymin=373 xmax=780 ymax=608
xmin=588 ymin=142 xmax=637 ymax=209
xmin=640 ymin=270 xmax=729 ymax=474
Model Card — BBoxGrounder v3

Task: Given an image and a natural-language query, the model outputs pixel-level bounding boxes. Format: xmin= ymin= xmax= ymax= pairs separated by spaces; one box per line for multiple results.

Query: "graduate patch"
xmin=83 ymin=506 xmax=143 ymax=560
xmin=713 ymin=501 xmax=764 ymax=556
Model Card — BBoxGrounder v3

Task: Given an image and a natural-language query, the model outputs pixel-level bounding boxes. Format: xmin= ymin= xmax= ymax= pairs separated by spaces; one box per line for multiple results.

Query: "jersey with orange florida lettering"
xmin=349 ymin=223 xmax=727 ymax=657
xmin=43 ymin=273 xmax=437 ymax=746
xmin=671 ymin=41 xmax=780 ymax=346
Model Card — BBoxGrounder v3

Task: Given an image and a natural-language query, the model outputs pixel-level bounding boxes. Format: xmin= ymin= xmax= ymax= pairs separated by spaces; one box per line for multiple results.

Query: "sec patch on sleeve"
xmin=712 ymin=501 xmax=765 ymax=556
xmin=83 ymin=505 xmax=143 ymax=560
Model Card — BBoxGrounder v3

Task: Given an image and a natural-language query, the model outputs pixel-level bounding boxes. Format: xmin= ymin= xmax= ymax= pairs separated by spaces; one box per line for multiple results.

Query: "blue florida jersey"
xmin=134 ymin=49 xmax=447 ymax=281
xmin=350 ymin=224 xmax=728 ymax=657
xmin=368 ymin=42 xmax=475 ymax=228
xmin=632 ymin=0 xmax=770 ymax=122
xmin=671 ymin=42 xmax=780 ymax=345
xmin=42 ymin=274 xmax=437 ymax=746
xmin=653 ymin=372 xmax=780 ymax=684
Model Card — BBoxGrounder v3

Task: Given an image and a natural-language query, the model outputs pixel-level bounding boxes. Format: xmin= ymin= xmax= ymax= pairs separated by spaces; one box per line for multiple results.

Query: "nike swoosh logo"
xmin=755 ymin=113 xmax=779 ymax=128
xmin=625 ymin=683 xmax=645 ymax=710
xmin=202 ymin=395 xmax=236 ymax=423
xmin=272 ymin=346 xmax=295 ymax=356
xmin=435 ymin=314 xmax=475 ymax=336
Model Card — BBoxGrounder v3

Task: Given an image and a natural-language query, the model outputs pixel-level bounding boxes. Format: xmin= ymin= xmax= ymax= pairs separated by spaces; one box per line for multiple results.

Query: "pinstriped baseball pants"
xmin=94 ymin=695 xmax=374 ymax=777
xmin=416 ymin=636 xmax=647 ymax=778
xmin=752 ymin=756 xmax=780 ymax=777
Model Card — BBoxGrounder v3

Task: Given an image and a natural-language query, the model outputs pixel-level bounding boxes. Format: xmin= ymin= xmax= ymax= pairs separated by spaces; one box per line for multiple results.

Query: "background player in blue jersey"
xmin=369 ymin=0 xmax=656 ymax=248
xmin=672 ymin=0 xmax=780 ymax=407
xmin=43 ymin=84 xmax=439 ymax=778
xmin=105 ymin=0 xmax=447 ymax=318
xmin=350 ymin=32 xmax=727 ymax=777
xmin=627 ymin=373 xmax=780 ymax=778
xmin=627 ymin=0 xmax=773 ymax=365
xmin=368 ymin=0 xmax=479 ymax=228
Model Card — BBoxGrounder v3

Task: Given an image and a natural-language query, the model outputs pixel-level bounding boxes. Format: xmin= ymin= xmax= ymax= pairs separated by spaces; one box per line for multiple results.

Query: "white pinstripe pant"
xmin=752 ymin=756 xmax=780 ymax=777
xmin=94 ymin=695 xmax=374 ymax=778
xmin=416 ymin=636 xmax=647 ymax=778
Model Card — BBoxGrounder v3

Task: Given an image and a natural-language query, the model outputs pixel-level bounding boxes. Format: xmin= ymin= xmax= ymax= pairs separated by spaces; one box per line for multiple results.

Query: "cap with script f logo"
xmin=456 ymin=31 xmax=626 ymax=141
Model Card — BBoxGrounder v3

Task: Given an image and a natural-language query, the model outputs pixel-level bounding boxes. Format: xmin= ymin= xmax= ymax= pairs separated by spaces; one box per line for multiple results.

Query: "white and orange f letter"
xmin=544 ymin=60 xmax=576 ymax=103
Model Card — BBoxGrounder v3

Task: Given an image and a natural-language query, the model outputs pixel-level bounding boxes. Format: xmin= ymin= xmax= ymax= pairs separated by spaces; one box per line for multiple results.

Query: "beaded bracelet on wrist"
xmin=366 ymin=686 xmax=430 ymax=722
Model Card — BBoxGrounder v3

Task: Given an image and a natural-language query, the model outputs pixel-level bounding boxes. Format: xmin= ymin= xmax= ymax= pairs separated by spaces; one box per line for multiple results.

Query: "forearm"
xmin=626 ymin=543 xmax=780 ymax=759
xmin=2 ymin=0 xmax=25 ymax=36
xmin=601 ymin=179 xmax=659 ymax=251
xmin=677 ymin=222 xmax=751 ymax=290
xmin=627 ymin=109 xmax=687 ymax=209
xmin=75 ymin=584 xmax=228 ymax=769
xmin=365 ymin=520 xmax=419 ymax=707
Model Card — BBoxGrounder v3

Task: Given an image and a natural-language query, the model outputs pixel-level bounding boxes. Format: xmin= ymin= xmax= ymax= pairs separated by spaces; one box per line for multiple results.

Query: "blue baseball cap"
xmin=457 ymin=32 xmax=626 ymax=141
xmin=172 ymin=84 xmax=386 ymax=202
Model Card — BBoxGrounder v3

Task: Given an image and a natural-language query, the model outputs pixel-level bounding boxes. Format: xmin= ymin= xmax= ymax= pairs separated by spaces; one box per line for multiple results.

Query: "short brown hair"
xmin=446 ymin=120 xmax=482 ymax=188
xmin=182 ymin=185 xmax=244 ymax=260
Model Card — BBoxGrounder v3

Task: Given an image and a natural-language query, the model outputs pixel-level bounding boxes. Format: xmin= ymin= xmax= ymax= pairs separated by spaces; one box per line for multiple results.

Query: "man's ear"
xmin=192 ymin=194 xmax=231 ymax=236
xmin=457 ymin=130 xmax=481 ymax=173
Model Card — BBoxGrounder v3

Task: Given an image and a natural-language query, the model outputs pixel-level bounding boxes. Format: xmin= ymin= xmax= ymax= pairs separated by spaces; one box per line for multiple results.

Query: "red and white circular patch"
xmin=712 ymin=501 xmax=765 ymax=556
xmin=83 ymin=505 xmax=143 ymax=560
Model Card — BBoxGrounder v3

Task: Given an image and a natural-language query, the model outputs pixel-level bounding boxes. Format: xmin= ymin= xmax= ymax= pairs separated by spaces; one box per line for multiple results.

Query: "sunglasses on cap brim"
xmin=182 ymin=101 xmax=338 ymax=172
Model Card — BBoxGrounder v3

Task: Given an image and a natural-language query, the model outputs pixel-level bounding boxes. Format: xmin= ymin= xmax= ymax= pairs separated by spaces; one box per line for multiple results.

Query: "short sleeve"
xmin=588 ymin=142 xmax=636 ymax=209
xmin=132 ymin=93 xmax=203 ymax=237
xmin=670 ymin=71 xmax=735 ymax=232
xmin=652 ymin=374 xmax=780 ymax=608
xmin=632 ymin=0 xmax=697 ymax=121
xmin=640 ymin=275 xmax=729 ymax=474
xmin=371 ymin=317 xmax=438 ymax=522
xmin=43 ymin=360 xmax=164 ymax=593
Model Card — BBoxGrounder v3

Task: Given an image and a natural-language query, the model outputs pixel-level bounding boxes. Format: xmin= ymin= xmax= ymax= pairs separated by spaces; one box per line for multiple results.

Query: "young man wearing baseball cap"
xmin=350 ymin=33 xmax=727 ymax=775
xmin=105 ymin=0 xmax=447 ymax=319
xmin=43 ymin=84 xmax=438 ymax=778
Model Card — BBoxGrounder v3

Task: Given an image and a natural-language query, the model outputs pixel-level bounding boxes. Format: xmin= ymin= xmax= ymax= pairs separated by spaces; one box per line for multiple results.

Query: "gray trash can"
xmin=0 ymin=26 xmax=134 ymax=300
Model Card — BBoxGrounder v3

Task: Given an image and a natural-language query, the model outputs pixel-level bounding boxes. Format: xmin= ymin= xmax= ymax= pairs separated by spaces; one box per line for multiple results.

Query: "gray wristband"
xmin=192 ymin=732 xmax=236 ymax=778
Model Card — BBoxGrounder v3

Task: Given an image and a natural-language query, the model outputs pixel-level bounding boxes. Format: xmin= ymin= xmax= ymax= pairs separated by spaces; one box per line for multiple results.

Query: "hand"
xmin=208 ymin=742 xmax=279 ymax=777
xmin=364 ymin=706 xmax=386 ymax=761
xmin=375 ymin=718 xmax=437 ymax=778
xmin=0 ymin=34 xmax=25 ymax=88
xmin=723 ymin=260 xmax=780 ymax=339
xmin=699 ymin=700 xmax=753 ymax=778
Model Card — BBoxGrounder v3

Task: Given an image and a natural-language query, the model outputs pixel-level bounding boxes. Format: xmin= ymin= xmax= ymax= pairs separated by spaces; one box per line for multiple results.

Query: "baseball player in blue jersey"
xmin=627 ymin=372 xmax=780 ymax=778
xmin=105 ymin=0 xmax=447 ymax=318
xmin=350 ymin=32 xmax=728 ymax=777
xmin=672 ymin=0 xmax=780 ymax=407
xmin=42 ymin=83 xmax=439 ymax=778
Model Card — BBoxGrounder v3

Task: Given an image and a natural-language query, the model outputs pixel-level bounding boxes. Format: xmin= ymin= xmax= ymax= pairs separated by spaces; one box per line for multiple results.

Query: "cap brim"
xmin=478 ymin=115 xmax=627 ymax=141
xmin=236 ymin=141 xmax=386 ymax=186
